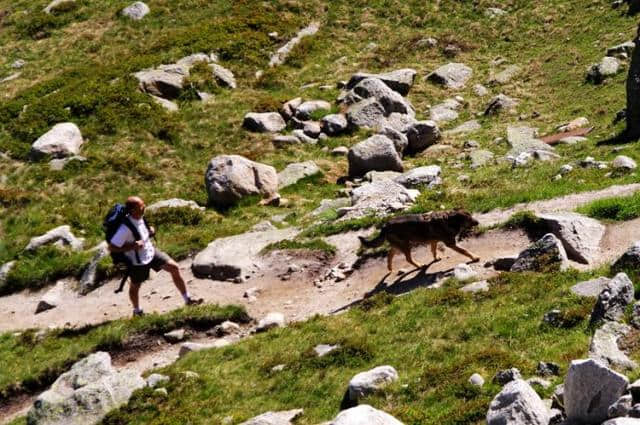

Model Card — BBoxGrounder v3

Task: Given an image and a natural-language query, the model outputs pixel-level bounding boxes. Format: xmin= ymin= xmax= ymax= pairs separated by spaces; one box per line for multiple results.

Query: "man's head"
xmin=126 ymin=196 xmax=146 ymax=219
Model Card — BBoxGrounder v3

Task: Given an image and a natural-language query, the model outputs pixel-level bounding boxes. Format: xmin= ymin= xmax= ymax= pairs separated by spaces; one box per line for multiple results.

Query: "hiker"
xmin=108 ymin=196 xmax=202 ymax=316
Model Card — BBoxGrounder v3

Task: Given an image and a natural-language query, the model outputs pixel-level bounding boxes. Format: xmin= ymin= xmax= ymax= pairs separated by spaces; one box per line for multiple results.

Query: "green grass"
xmin=577 ymin=191 xmax=640 ymax=221
xmin=0 ymin=304 xmax=249 ymax=399
xmin=99 ymin=268 xmax=614 ymax=425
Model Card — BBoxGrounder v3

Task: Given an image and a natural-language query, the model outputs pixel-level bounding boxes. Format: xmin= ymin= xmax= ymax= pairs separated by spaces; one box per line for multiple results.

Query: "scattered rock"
xmin=427 ymin=63 xmax=473 ymax=89
xmin=485 ymin=94 xmax=518 ymax=115
xmin=394 ymin=165 xmax=442 ymax=188
xmin=330 ymin=405 xmax=403 ymax=425
xmin=510 ymin=233 xmax=568 ymax=272
xmin=204 ymin=155 xmax=278 ymax=207
xmin=292 ymin=129 xmax=317 ymax=144
xmin=193 ymin=227 xmax=298 ymax=280
xmin=310 ymin=198 xmax=351 ymax=217
xmin=278 ymin=161 xmax=321 ymax=189
xmin=240 ymin=409 xmax=303 ymax=425
xmin=470 ymin=149 xmax=495 ymax=168
xmin=346 ymin=69 xmax=417 ymax=96
xmin=346 ymin=98 xmax=387 ymax=130
xmin=564 ymin=359 xmax=629 ymax=424
xmin=489 ymin=65 xmax=521 ymax=85
xmin=571 ymin=276 xmax=611 ymax=297
xmin=590 ymin=272 xmax=634 ymax=324
xmin=348 ymin=135 xmax=403 ymax=177
xmin=613 ymin=155 xmax=637 ymax=170
xmin=379 ymin=126 xmax=409 ymax=154
xmin=485 ymin=7 xmax=507 ymax=18
xmin=146 ymin=374 xmax=169 ymax=388
xmin=526 ymin=377 xmax=552 ymax=389
xmin=607 ymin=41 xmax=636 ymax=59
xmin=469 ymin=373 xmax=485 ymax=387
xmin=347 ymin=366 xmax=399 ymax=403
xmin=295 ymin=100 xmax=331 ymax=120
xmin=121 ymin=1 xmax=150 ymax=20
xmin=536 ymin=362 xmax=560 ymax=377
xmin=178 ymin=342 xmax=225 ymax=358
xmin=269 ymin=21 xmax=320 ymax=67
xmin=31 ymin=123 xmax=84 ymax=160
xmin=535 ymin=212 xmax=605 ymax=264
xmin=209 ymin=63 xmax=237 ymax=89
xmin=474 ymin=84 xmax=489 ymax=96
xmin=364 ymin=170 xmax=402 ymax=183
xmin=461 ymin=280 xmax=490 ymax=293
xmin=314 ymin=344 xmax=340 ymax=357
xmin=609 ymin=395 xmax=634 ymax=418
xmin=444 ymin=119 xmax=482 ymax=136
xmin=49 ymin=155 xmax=86 ymax=171
xmin=164 ymin=329 xmax=186 ymax=343
xmin=589 ymin=321 xmax=637 ymax=370
xmin=0 ymin=261 xmax=15 ymax=287
xmin=453 ymin=263 xmax=478 ymax=281
xmin=27 ymin=352 xmax=145 ymax=425
xmin=506 ymin=126 xmax=553 ymax=157
xmin=613 ymin=241 xmax=640 ymax=273
xmin=78 ymin=242 xmax=109 ymax=295
xmin=486 ymin=379 xmax=550 ymax=425
xmin=134 ymin=64 xmax=190 ymax=99
xmin=211 ymin=321 xmax=242 ymax=337
xmin=243 ymin=112 xmax=286 ymax=133
xmin=35 ymin=281 xmax=66 ymax=314
xmin=256 ymin=312 xmax=285 ymax=332
xmin=322 ymin=114 xmax=349 ymax=136
xmin=429 ymin=98 xmax=462 ymax=123
xmin=341 ymin=179 xmax=418 ymax=220
xmin=587 ymin=57 xmax=621 ymax=84
xmin=558 ymin=117 xmax=590 ymax=132
xmin=147 ymin=198 xmax=204 ymax=212
xmin=44 ymin=0 xmax=75 ymax=14
xmin=26 ymin=225 xmax=84 ymax=252
xmin=557 ymin=136 xmax=587 ymax=145
xmin=272 ymin=135 xmax=301 ymax=148
xmin=349 ymin=78 xmax=414 ymax=116
xmin=486 ymin=256 xmax=518 ymax=271
xmin=493 ymin=368 xmax=522 ymax=385
xmin=11 ymin=59 xmax=26 ymax=69
xmin=406 ymin=120 xmax=441 ymax=154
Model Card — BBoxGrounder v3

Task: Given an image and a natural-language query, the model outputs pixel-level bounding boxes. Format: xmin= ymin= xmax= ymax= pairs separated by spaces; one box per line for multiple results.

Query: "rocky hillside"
xmin=3 ymin=0 xmax=640 ymax=424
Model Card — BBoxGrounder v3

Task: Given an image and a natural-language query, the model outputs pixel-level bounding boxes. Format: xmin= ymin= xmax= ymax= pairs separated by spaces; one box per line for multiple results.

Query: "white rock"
xmin=329 ymin=405 xmax=403 ymax=425
xmin=613 ymin=155 xmax=637 ymax=170
xmin=269 ymin=21 xmax=320 ymax=67
xmin=535 ymin=212 xmax=605 ymax=264
xmin=31 ymin=123 xmax=84 ymax=159
xmin=43 ymin=0 xmax=75 ymax=14
xmin=256 ymin=312 xmax=285 ymax=332
xmin=26 ymin=225 xmax=84 ymax=252
xmin=348 ymin=366 xmax=399 ymax=403
xmin=243 ymin=112 xmax=286 ymax=133
xmin=427 ymin=63 xmax=473 ymax=89
xmin=486 ymin=379 xmax=549 ymax=425
xmin=453 ymin=263 xmax=478 ymax=281
xmin=240 ymin=409 xmax=303 ymax=425
xmin=589 ymin=321 xmax=637 ymax=370
xmin=35 ymin=281 xmax=66 ymax=314
xmin=278 ymin=161 xmax=321 ymax=189
xmin=469 ymin=373 xmax=485 ymax=387
xmin=121 ymin=2 xmax=150 ymax=20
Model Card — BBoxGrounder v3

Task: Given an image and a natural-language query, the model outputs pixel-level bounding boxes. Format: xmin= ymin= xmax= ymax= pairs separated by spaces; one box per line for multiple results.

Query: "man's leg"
xmin=162 ymin=260 xmax=187 ymax=295
xmin=129 ymin=280 xmax=142 ymax=314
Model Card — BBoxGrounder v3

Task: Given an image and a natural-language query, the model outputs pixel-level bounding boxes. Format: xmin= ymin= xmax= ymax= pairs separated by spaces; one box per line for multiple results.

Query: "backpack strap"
xmin=123 ymin=217 xmax=142 ymax=264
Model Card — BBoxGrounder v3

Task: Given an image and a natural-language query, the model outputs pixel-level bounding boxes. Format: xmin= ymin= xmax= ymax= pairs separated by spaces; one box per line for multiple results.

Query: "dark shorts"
xmin=129 ymin=250 xmax=171 ymax=284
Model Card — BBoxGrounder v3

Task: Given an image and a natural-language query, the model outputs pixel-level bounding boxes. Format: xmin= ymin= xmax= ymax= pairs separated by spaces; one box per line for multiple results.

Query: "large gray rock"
xmin=444 ymin=120 xmax=481 ymax=136
xmin=590 ymin=272 xmax=634 ymax=324
xmin=239 ymin=409 xmax=303 ymax=425
xmin=589 ymin=321 xmax=637 ymax=370
xmin=571 ymin=276 xmax=611 ymax=297
xmin=347 ymin=69 xmax=417 ymax=96
xmin=347 ymin=366 xmax=399 ymax=403
xmin=379 ymin=126 xmax=408 ymax=154
xmin=429 ymin=98 xmax=462 ymax=123
xmin=277 ymin=161 xmax=321 ymax=189
xmin=27 ymin=352 xmax=145 ymax=425
xmin=255 ymin=312 xmax=285 ymax=332
xmin=204 ymin=155 xmax=278 ymax=206
xmin=26 ymin=225 xmax=84 ymax=252
xmin=134 ymin=64 xmax=190 ymax=99
xmin=386 ymin=112 xmax=417 ymax=133
xmin=328 ymin=405 xmax=403 ymax=425
xmin=121 ymin=1 xmax=149 ymax=20
xmin=486 ymin=379 xmax=550 ymax=425
xmin=510 ymin=233 xmax=568 ymax=272
xmin=489 ymin=65 xmax=521 ymax=85
xmin=485 ymin=94 xmax=518 ymax=115
xmin=295 ymin=100 xmax=331 ymax=120
xmin=427 ymin=63 xmax=473 ymax=89
xmin=35 ymin=280 xmax=66 ymax=314
xmin=395 ymin=165 xmax=442 ymax=188
xmin=506 ymin=126 xmax=553 ymax=156
xmin=147 ymin=198 xmax=204 ymax=212
xmin=613 ymin=241 xmax=640 ymax=272
xmin=78 ymin=242 xmax=109 ymax=295
xmin=564 ymin=359 xmax=629 ymax=424
xmin=192 ymin=227 xmax=298 ymax=280
xmin=209 ymin=63 xmax=237 ymax=89
xmin=322 ymin=114 xmax=349 ymax=136
xmin=350 ymin=78 xmax=414 ymax=116
xmin=406 ymin=121 xmax=441 ymax=154
xmin=0 ymin=261 xmax=15 ymax=287
xmin=348 ymin=135 xmax=403 ymax=177
xmin=587 ymin=56 xmax=621 ymax=84
xmin=341 ymin=180 xmax=418 ymax=220
xmin=535 ymin=212 xmax=605 ymax=264
xmin=469 ymin=149 xmax=494 ymax=169
xmin=43 ymin=0 xmax=75 ymax=13
xmin=243 ymin=112 xmax=286 ymax=133
xmin=31 ymin=123 xmax=84 ymax=160
xmin=613 ymin=155 xmax=637 ymax=170
xmin=346 ymin=98 xmax=387 ymax=130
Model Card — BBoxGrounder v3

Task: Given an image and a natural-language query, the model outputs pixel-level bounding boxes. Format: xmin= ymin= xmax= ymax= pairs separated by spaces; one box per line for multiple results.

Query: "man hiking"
xmin=108 ymin=196 xmax=202 ymax=316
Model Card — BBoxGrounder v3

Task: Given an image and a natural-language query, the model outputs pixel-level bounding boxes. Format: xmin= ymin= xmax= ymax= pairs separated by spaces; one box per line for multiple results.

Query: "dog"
xmin=359 ymin=209 xmax=480 ymax=271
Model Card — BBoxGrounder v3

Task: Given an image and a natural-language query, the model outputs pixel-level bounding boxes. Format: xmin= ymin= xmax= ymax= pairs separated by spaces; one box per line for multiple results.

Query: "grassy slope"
xmin=96 ymin=268 xmax=640 ymax=425
xmin=0 ymin=0 xmax=639 ymax=291
xmin=0 ymin=304 xmax=248 ymax=399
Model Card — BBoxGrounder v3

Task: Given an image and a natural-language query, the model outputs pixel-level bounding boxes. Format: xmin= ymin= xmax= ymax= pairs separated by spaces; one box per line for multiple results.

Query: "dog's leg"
xmin=446 ymin=243 xmax=480 ymax=262
xmin=402 ymin=247 xmax=423 ymax=269
xmin=387 ymin=248 xmax=395 ymax=271
xmin=430 ymin=241 xmax=441 ymax=262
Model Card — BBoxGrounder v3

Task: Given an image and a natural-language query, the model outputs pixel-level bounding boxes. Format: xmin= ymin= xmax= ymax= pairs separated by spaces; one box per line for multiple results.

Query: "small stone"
xmin=147 ymin=374 xmax=170 ymax=388
xmin=314 ymin=344 xmax=340 ymax=357
xmin=612 ymin=155 xmax=637 ymax=170
xmin=536 ymin=361 xmax=560 ymax=377
xmin=453 ymin=263 xmax=478 ymax=281
xmin=121 ymin=1 xmax=150 ymax=20
xmin=469 ymin=373 xmax=485 ymax=387
xmin=493 ymin=368 xmax=522 ymax=385
xmin=154 ymin=388 xmax=168 ymax=397
xmin=332 ymin=146 xmax=349 ymax=156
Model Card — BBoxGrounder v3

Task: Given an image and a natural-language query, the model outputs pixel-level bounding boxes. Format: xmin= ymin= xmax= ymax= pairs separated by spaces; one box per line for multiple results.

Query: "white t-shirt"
xmin=109 ymin=217 xmax=155 ymax=266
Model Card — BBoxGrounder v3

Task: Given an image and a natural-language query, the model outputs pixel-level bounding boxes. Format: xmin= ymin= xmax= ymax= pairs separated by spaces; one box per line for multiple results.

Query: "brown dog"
xmin=359 ymin=210 xmax=480 ymax=271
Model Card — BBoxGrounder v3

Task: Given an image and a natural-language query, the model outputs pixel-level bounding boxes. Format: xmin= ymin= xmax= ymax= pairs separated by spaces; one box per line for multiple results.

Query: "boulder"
xmin=506 ymin=126 xmax=553 ymax=156
xmin=256 ymin=312 xmax=285 ymax=332
xmin=485 ymin=94 xmax=518 ymax=115
xmin=587 ymin=56 xmax=621 ymax=84
xmin=535 ymin=212 xmax=605 ymax=264
xmin=209 ymin=63 xmax=237 ymax=89
xmin=536 ymin=362 xmax=560 ymax=377
xmin=632 ymin=302 xmax=640 ymax=329
xmin=613 ymin=155 xmax=637 ymax=170
xmin=489 ymin=65 xmax=521 ymax=85
xmin=302 ymin=121 xmax=321 ymax=138
xmin=341 ymin=179 xmax=418 ymax=220
xmin=429 ymin=98 xmax=462 ymax=123
xmin=25 ymin=225 xmax=84 ymax=252
xmin=121 ymin=1 xmax=149 ymax=20
xmin=386 ymin=112 xmax=418 ymax=133
xmin=204 ymin=155 xmax=278 ymax=207
xmin=571 ymin=276 xmax=611 ymax=297
xmin=510 ymin=233 xmax=568 ymax=272
xmin=211 ymin=320 xmax=242 ymax=337
xmin=590 ymin=272 xmax=634 ymax=324
xmin=27 ymin=352 xmax=145 ymax=425
xmin=192 ymin=227 xmax=298 ymax=280
xmin=278 ymin=161 xmax=321 ymax=189
xmin=322 ymin=114 xmax=349 ymax=136
xmin=347 ymin=366 xmax=399 ymax=403
xmin=379 ymin=126 xmax=409 ymax=154
xmin=351 ymin=78 xmax=414 ymax=115
xmin=314 ymin=344 xmax=340 ymax=357
xmin=469 ymin=149 xmax=494 ymax=168
xmin=329 ymin=405 xmax=403 ymax=425
xmin=427 ymin=63 xmax=473 ymax=89
xmin=295 ymin=100 xmax=331 ymax=120
xmin=78 ymin=242 xmax=109 ymax=295
xmin=609 ymin=394 xmax=634 ymax=418
xmin=485 ymin=7 xmax=508 ymax=17
xmin=147 ymin=198 xmax=204 ymax=212
xmin=486 ymin=379 xmax=550 ymax=425
xmin=243 ymin=112 xmax=286 ymax=133
xmin=613 ymin=241 xmax=640 ymax=272
xmin=453 ymin=263 xmax=478 ymax=281
xmin=239 ymin=409 xmax=303 ymax=425
xmin=151 ymin=95 xmax=178 ymax=112
xmin=44 ymin=0 xmax=75 ymax=14
xmin=444 ymin=119 xmax=481 ymax=136
xmin=346 ymin=98 xmax=387 ymax=130
xmin=292 ymin=129 xmax=317 ymax=144
xmin=176 ymin=53 xmax=215 ymax=67
xmin=272 ymin=135 xmax=301 ymax=148
xmin=35 ymin=281 xmax=66 ymax=314
xmin=346 ymin=69 xmax=417 ymax=96
xmin=406 ymin=121 xmax=441 ymax=154
xmin=348 ymin=135 xmax=403 ymax=177
xmin=133 ymin=64 xmax=190 ymax=99
xmin=564 ymin=359 xmax=629 ymax=424
xmin=395 ymin=165 xmax=441 ymax=188
xmin=31 ymin=123 xmax=84 ymax=160
xmin=589 ymin=321 xmax=637 ymax=370
xmin=493 ymin=368 xmax=523 ymax=385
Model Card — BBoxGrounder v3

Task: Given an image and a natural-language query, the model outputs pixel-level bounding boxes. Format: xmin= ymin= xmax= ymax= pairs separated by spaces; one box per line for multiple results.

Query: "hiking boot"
xmin=185 ymin=297 xmax=204 ymax=306
xmin=133 ymin=309 xmax=145 ymax=317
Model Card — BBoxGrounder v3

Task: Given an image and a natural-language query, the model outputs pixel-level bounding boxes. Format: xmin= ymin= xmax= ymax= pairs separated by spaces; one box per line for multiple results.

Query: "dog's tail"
xmin=358 ymin=228 xmax=386 ymax=248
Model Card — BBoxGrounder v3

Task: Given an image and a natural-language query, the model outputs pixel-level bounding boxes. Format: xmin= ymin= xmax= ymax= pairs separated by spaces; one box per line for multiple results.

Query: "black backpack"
xmin=103 ymin=204 xmax=150 ymax=293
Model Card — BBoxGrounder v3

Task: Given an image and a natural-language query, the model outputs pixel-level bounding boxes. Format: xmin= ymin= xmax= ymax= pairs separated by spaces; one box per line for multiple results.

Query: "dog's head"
xmin=451 ymin=209 xmax=479 ymax=237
